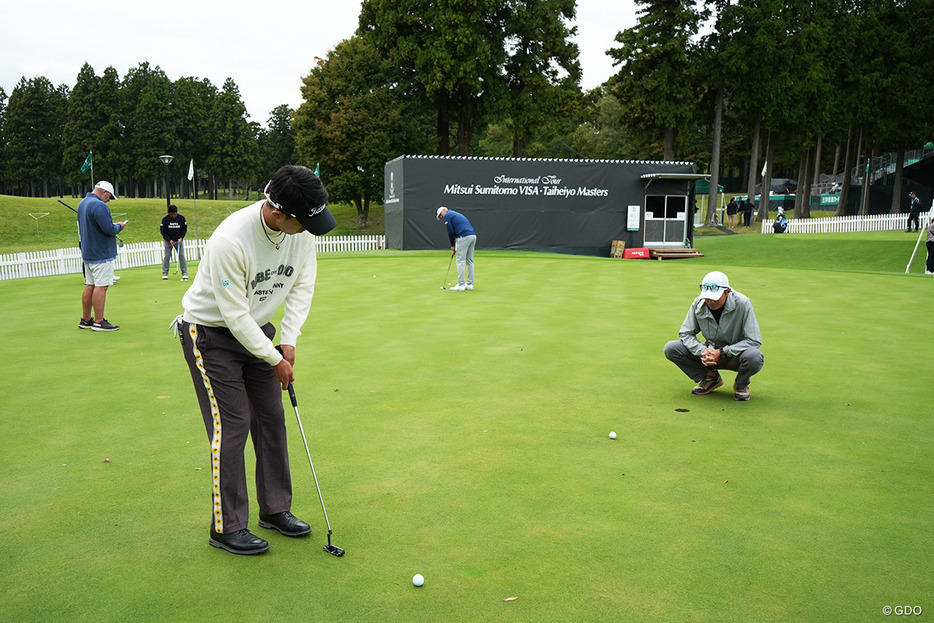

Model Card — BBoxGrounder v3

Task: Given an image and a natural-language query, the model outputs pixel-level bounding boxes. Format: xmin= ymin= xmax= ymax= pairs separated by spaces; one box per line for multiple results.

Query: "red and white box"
xmin=623 ymin=248 xmax=650 ymax=259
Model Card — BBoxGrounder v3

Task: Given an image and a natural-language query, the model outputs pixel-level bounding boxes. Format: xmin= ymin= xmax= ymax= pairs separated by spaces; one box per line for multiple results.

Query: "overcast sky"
xmin=1 ymin=1 xmax=636 ymax=125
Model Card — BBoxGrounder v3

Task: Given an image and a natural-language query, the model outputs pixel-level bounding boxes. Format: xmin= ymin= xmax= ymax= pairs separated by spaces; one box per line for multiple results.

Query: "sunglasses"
xmin=264 ymin=181 xmax=294 ymax=216
xmin=263 ymin=180 xmax=327 ymax=219
xmin=700 ymin=283 xmax=725 ymax=292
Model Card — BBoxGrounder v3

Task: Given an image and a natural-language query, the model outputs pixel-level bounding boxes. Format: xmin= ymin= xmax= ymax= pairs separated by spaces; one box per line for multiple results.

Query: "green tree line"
xmin=0 ymin=62 xmax=296 ymax=203
xmin=1 ymin=0 xmax=931 ymax=224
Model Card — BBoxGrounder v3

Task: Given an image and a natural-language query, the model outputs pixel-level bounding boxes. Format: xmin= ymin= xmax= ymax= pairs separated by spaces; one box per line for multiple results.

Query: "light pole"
xmin=160 ymin=155 xmax=173 ymax=209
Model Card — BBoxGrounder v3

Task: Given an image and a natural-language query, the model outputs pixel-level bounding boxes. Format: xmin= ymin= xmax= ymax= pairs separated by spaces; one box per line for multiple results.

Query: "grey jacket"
xmin=679 ymin=290 xmax=762 ymax=358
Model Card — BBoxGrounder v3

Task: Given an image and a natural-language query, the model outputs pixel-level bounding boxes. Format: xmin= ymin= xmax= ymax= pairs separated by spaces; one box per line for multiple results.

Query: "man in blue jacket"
xmin=436 ymin=206 xmax=477 ymax=291
xmin=77 ymin=181 xmax=128 ymax=331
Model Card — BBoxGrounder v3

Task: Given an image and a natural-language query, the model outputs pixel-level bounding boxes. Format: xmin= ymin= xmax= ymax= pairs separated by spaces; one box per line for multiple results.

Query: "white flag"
xmin=760 ymin=160 xmax=767 ymax=178
xmin=187 ymin=159 xmax=194 ymax=181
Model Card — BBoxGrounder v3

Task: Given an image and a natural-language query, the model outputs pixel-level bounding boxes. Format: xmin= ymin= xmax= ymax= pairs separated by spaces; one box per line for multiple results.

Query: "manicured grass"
xmin=0 ymin=194 xmax=384 ymax=254
xmin=696 ymin=229 xmax=932 ymax=274
xmin=1 ymin=237 xmax=932 ymax=622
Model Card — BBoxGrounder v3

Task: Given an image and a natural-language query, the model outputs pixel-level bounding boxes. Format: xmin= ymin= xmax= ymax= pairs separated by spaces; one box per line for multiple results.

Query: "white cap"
xmin=699 ymin=270 xmax=730 ymax=300
xmin=95 ymin=180 xmax=118 ymax=200
xmin=436 ymin=206 xmax=447 ymax=221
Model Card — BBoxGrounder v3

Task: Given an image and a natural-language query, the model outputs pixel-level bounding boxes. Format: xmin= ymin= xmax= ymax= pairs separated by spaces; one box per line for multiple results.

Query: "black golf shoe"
xmin=259 ymin=511 xmax=311 ymax=537
xmin=92 ymin=318 xmax=120 ymax=332
xmin=209 ymin=528 xmax=269 ymax=555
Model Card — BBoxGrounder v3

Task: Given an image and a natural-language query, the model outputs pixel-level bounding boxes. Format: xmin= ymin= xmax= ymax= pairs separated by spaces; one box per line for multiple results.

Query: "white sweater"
xmin=182 ymin=201 xmax=318 ymax=366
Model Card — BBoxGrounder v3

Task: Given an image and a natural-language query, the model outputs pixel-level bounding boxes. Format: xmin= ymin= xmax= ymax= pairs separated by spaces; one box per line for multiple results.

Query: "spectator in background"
xmin=742 ymin=197 xmax=755 ymax=227
xmin=726 ymin=197 xmax=739 ymax=229
xmin=926 ymin=215 xmax=934 ymax=275
xmin=907 ymin=191 xmax=921 ymax=232
xmin=161 ymin=204 xmax=189 ymax=280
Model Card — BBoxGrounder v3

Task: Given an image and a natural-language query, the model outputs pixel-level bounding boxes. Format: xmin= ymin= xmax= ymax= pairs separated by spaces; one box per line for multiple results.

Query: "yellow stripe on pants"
xmin=189 ymin=323 xmax=225 ymax=533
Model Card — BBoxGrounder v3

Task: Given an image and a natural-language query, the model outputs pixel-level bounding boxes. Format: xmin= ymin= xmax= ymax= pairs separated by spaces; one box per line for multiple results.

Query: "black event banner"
xmin=385 ymin=155 xmax=695 ymax=254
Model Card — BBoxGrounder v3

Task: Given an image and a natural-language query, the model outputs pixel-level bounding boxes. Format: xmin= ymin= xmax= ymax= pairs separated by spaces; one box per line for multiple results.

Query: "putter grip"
xmin=275 ymin=345 xmax=298 ymax=407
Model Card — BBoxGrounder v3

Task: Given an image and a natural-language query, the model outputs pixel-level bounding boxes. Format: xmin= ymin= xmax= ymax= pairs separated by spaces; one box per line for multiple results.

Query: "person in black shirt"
xmin=161 ymin=204 xmax=188 ymax=280
xmin=907 ymin=192 xmax=922 ymax=233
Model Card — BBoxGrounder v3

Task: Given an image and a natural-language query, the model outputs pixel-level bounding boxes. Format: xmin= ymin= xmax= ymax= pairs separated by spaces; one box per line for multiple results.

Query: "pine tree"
xmin=61 ymin=63 xmax=101 ymax=191
xmin=207 ymin=78 xmax=257 ymax=200
xmin=95 ymin=67 xmax=123 ymax=188
xmin=173 ymin=76 xmax=217 ymax=197
xmin=360 ymin=0 xmax=510 ymax=155
xmin=502 ymin=0 xmax=582 ymax=157
xmin=4 ymin=77 xmax=67 ymax=195
xmin=609 ymin=0 xmax=706 ymax=160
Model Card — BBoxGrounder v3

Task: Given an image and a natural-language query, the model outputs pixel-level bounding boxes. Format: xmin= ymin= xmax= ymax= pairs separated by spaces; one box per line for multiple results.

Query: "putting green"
xmin=1 ymin=240 xmax=931 ymax=622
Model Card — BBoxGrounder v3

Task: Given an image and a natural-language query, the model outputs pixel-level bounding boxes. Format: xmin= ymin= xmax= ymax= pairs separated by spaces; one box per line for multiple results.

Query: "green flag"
xmin=80 ymin=152 xmax=93 ymax=174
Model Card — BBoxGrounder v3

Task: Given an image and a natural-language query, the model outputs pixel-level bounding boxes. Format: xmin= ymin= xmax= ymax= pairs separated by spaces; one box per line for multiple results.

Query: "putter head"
xmin=440 ymin=286 xmax=445 ymax=290
xmin=324 ymin=544 xmax=345 ymax=557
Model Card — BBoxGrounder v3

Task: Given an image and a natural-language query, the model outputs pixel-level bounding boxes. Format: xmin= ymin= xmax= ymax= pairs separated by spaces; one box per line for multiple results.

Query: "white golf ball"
xmin=609 ymin=431 xmax=617 ymax=439
xmin=412 ymin=573 xmax=425 ymax=587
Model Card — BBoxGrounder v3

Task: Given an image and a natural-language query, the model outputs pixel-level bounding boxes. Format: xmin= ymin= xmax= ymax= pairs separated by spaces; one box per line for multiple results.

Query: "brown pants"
xmin=179 ymin=320 xmax=292 ymax=533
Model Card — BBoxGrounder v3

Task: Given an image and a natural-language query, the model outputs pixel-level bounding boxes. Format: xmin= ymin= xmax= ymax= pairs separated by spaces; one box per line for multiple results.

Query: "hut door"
xmin=644 ymin=195 xmax=688 ymax=246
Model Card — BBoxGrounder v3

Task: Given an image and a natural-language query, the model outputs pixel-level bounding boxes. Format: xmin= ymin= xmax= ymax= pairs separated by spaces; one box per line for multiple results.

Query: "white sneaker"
xmin=450 ymin=284 xmax=467 ymax=291
xmin=466 ymin=284 xmax=474 ymax=290
xmin=926 ymin=270 xmax=934 ymax=275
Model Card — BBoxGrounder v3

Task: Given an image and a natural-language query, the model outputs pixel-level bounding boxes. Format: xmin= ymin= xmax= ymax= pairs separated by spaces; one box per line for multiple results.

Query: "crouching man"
xmin=663 ymin=271 xmax=764 ymax=401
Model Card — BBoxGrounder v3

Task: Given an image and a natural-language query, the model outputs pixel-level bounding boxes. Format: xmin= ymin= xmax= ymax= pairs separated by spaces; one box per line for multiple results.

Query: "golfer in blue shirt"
xmin=436 ymin=206 xmax=477 ymax=291
xmin=77 ymin=181 xmax=127 ymax=331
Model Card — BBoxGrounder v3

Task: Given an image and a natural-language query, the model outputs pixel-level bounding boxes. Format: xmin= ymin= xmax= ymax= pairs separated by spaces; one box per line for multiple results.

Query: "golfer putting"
xmin=436 ymin=206 xmax=476 ymax=291
xmin=663 ymin=271 xmax=764 ymax=401
xmin=175 ymin=165 xmax=337 ymax=555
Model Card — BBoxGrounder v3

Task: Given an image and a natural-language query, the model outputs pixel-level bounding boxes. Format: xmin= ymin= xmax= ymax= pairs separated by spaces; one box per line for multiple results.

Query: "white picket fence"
xmin=760 ymin=211 xmax=931 ymax=234
xmin=0 ymin=235 xmax=385 ymax=281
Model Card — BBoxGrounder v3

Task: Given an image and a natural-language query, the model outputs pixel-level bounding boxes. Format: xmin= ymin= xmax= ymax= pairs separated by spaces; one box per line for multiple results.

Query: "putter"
xmin=440 ymin=252 xmax=454 ymax=289
xmin=286 ymin=382 xmax=345 ymax=557
xmin=173 ymin=245 xmax=179 ymax=275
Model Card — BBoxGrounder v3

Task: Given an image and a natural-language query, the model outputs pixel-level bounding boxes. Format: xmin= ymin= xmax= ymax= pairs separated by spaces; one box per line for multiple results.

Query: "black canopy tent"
xmin=755 ymin=178 xmax=797 ymax=194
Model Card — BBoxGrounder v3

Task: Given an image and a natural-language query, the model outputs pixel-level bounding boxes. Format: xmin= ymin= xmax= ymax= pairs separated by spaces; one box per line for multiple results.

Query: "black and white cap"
xmin=264 ymin=180 xmax=337 ymax=236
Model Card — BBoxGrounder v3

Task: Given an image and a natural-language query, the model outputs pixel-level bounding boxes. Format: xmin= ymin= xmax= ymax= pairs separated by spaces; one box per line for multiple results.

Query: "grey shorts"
xmin=84 ymin=260 xmax=115 ymax=286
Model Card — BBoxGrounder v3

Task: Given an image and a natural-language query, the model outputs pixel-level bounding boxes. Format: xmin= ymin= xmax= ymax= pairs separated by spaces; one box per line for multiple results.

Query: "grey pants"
xmin=663 ymin=340 xmax=764 ymax=390
xmin=179 ymin=320 xmax=292 ymax=533
xmin=455 ymin=234 xmax=476 ymax=286
xmin=163 ymin=239 xmax=188 ymax=274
